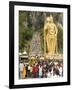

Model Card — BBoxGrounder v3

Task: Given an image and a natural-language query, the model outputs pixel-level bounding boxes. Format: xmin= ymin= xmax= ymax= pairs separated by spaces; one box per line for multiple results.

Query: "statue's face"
xmin=46 ymin=17 xmax=50 ymax=23
xmin=50 ymin=18 xmax=53 ymax=23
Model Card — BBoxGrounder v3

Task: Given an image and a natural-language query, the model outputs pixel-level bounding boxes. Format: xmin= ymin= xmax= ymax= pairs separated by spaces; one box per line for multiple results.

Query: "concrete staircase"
xmin=29 ymin=32 xmax=42 ymax=56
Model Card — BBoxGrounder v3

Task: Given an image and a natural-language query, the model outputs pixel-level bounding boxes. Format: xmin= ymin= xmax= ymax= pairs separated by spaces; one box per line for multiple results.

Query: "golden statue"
xmin=44 ymin=15 xmax=58 ymax=57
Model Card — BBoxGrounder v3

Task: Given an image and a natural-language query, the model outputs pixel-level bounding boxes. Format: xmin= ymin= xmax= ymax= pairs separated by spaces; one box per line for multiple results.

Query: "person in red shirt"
xmin=35 ymin=64 xmax=39 ymax=78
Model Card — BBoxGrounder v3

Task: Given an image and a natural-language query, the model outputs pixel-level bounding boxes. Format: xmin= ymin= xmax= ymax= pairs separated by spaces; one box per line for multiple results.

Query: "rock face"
xmin=29 ymin=32 xmax=42 ymax=56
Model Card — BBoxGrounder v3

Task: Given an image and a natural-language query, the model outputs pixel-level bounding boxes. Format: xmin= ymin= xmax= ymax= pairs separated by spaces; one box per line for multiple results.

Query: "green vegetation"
xmin=19 ymin=11 xmax=34 ymax=53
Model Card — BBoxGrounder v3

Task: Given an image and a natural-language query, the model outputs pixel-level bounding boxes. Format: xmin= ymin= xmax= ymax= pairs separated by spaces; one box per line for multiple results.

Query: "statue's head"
xmin=50 ymin=15 xmax=53 ymax=23
xmin=46 ymin=17 xmax=50 ymax=23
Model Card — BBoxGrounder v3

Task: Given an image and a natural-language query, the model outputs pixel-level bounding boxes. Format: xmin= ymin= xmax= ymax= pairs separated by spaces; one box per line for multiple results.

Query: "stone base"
xmin=44 ymin=53 xmax=63 ymax=60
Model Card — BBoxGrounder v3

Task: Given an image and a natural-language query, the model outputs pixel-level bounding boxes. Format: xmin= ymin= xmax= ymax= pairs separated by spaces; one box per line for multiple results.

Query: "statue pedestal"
xmin=45 ymin=53 xmax=63 ymax=60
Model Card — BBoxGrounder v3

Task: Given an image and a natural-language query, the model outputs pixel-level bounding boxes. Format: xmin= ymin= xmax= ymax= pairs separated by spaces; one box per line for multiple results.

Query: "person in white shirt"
xmin=59 ymin=66 xmax=63 ymax=77
xmin=47 ymin=68 xmax=52 ymax=78
xmin=39 ymin=65 xmax=42 ymax=78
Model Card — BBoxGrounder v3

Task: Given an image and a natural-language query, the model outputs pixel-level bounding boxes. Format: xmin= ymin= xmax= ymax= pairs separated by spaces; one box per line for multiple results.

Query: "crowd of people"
xmin=19 ymin=60 xmax=63 ymax=79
